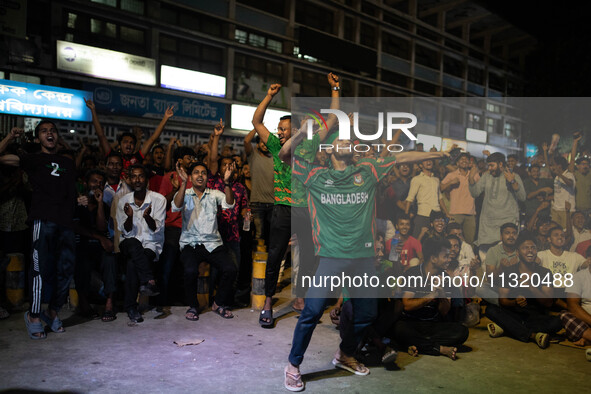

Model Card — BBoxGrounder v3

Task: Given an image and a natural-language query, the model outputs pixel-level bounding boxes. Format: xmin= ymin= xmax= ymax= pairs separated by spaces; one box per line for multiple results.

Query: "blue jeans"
xmin=288 ymin=257 xmax=378 ymax=366
xmin=29 ymin=220 xmax=75 ymax=316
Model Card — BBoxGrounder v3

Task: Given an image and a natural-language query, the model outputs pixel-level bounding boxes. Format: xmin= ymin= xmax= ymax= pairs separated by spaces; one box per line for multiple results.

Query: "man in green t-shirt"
xmin=283 ymin=135 xmax=447 ymax=391
xmin=252 ymin=76 xmax=341 ymax=326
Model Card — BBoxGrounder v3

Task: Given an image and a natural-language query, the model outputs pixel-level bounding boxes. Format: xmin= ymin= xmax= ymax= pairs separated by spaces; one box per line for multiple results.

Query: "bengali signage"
xmin=57 ymin=41 xmax=156 ymax=86
xmin=86 ymin=83 xmax=225 ymax=124
xmin=0 ymin=79 xmax=92 ymax=121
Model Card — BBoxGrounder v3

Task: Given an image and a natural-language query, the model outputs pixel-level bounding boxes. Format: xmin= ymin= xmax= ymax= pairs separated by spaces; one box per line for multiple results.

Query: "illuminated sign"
xmin=231 ymin=104 xmax=290 ymax=131
xmin=466 ymin=128 xmax=488 ymax=143
xmin=161 ymin=65 xmax=226 ymax=98
xmin=416 ymin=133 xmax=442 ymax=151
xmin=0 ymin=79 xmax=92 ymax=121
xmin=57 ymin=41 xmax=156 ymax=86
xmin=525 ymin=143 xmax=539 ymax=158
xmin=85 ymin=83 xmax=225 ymax=124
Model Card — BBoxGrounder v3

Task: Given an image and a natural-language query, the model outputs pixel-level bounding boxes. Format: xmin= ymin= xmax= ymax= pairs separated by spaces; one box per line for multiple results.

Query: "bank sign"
xmin=0 ymin=79 xmax=92 ymax=121
xmin=86 ymin=83 xmax=226 ymax=124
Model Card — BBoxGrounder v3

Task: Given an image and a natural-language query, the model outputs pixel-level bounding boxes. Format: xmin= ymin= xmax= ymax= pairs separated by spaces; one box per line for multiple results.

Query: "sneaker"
xmin=139 ymin=283 xmax=160 ymax=297
xmin=127 ymin=307 xmax=144 ymax=323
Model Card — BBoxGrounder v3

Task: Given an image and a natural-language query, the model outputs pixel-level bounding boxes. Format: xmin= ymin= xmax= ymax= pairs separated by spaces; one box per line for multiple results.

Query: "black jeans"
xmin=250 ymin=202 xmax=273 ymax=244
xmin=180 ymin=244 xmax=237 ymax=309
xmin=120 ymin=238 xmax=156 ymax=310
xmin=486 ymin=304 xmax=562 ymax=342
xmin=265 ymin=205 xmax=291 ymax=298
xmin=155 ymin=226 xmax=182 ymax=305
xmin=75 ymin=240 xmax=118 ymax=298
xmin=392 ymin=319 xmax=469 ymax=355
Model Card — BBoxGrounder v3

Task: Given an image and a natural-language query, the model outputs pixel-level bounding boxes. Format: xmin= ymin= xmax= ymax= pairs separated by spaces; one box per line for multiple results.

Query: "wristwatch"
xmin=332 ymin=86 xmax=340 ymax=91
xmin=509 ymin=180 xmax=516 ymax=185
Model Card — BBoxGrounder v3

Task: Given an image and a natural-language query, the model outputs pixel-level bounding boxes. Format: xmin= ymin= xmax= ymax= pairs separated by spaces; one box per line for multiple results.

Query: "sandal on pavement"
xmin=586 ymin=348 xmax=591 ymax=361
xmin=381 ymin=347 xmax=398 ymax=364
xmin=213 ymin=306 xmax=233 ymax=319
xmin=101 ymin=310 xmax=117 ymax=322
xmin=487 ymin=322 xmax=504 ymax=338
xmin=535 ymin=333 xmax=549 ymax=349
xmin=332 ymin=357 xmax=370 ymax=376
xmin=40 ymin=311 xmax=65 ymax=333
xmin=259 ymin=309 xmax=273 ymax=327
xmin=284 ymin=366 xmax=304 ymax=392
xmin=24 ymin=311 xmax=46 ymax=340
xmin=185 ymin=308 xmax=199 ymax=321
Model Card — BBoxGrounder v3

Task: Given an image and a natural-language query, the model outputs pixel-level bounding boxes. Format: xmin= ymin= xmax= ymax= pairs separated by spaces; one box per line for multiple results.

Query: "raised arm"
xmin=394 ymin=150 xmax=447 ymax=165
xmin=244 ymin=128 xmax=256 ymax=156
xmin=319 ymin=72 xmax=341 ymax=142
xmin=173 ymin=163 xmax=188 ymax=209
xmin=208 ymin=119 xmax=224 ymax=175
xmin=252 ymin=83 xmax=281 ymax=144
xmin=0 ymin=127 xmax=22 ymax=166
xmin=223 ymin=162 xmax=236 ymax=206
xmin=84 ymin=98 xmax=112 ymax=156
xmin=141 ymin=106 xmax=174 ymax=156
xmin=164 ymin=137 xmax=177 ymax=172
xmin=568 ymin=134 xmax=581 ymax=173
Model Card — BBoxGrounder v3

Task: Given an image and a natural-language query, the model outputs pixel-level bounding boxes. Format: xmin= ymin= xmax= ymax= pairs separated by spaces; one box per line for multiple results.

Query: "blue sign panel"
xmin=85 ymin=83 xmax=226 ymax=125
xmin=525 ymin=143 xmax=539 ymax=158
xmin=0 ymin=79 xmax=92 ymax=121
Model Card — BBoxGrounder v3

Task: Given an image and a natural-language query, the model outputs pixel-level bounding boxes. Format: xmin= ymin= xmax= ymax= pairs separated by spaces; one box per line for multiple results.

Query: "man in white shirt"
xmin=570 ymin=211 xmax=591 ymax=252
xmin=538 ymin=227 xmax=589 ymax=308
xmin=405 ymin=159 xmax=442 ymax=238
xmin=116 ymin=164 xmax=166 ymax=323
xmin=173 ymin=161 xmax=237 ymax=321
xmin=549 ymin=156 xmax=575 ymax=229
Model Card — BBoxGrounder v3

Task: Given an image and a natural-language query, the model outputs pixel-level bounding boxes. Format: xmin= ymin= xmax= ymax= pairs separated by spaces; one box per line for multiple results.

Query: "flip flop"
xmin=24 ymin=311 xmax=46 ymax=340
xmin=284 ymin=366 xmax=304 ymax=392
xmin=185 ymin=308 xmax=199 ymax=321
xmin=213 ymin=306 xmax=233 ymax=319
xmin=535 ymin=333 xmax=549 ymax=349
xmin=40 ymin=311 xmax=65 ymax=333
xmin=101 ymin=310 xmax=117 ymax=322
xmin=381 ymin=347 xmax=398 ymax=364
xmin=259 ymin=309 xmax=273 ymax=327
xmin=487 ymin=322 xmax=504 ymax=338
xmin=332 ymin=357 xmax=370 ymax=376
xmin=586 ymin=348 xmax=591 ymax=362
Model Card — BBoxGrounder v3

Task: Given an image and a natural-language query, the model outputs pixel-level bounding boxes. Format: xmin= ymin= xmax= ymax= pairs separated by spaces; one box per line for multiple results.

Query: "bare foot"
xmin=408 ymin=346 xmax=418 ymax=357
xmin=292 ymin=298 xmax=304 ymax=311
xmin=439 ymin=346 xmax=457 ymax=360
xmin=573 ymin=338 xmax=586 ymax=347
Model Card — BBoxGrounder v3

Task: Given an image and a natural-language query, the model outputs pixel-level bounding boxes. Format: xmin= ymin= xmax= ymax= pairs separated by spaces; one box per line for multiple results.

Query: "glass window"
xmin=486 ymin=117 xmax=497 ymax=134
xmin=267 ymin=38 xmax=282 ymax=53
xmin=121 ymin=0 xmax=145 ymax=15
xmin=249 ymin=33 xmax=265 ymax=48
xmin=235 ymin=29 xmax=248 ymax=44
xmin=67 ymin=13 xmax=77 ymax=29
xmin=91 ymin=0 xmax=116 ymax=7
xmin=120 ymin=26 xmax=144 ymax=44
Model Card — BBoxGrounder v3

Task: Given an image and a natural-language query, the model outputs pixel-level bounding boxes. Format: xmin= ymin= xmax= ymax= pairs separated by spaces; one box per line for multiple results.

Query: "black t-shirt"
xmin=401 ymin=264 xmax=450 ymax=321
xmin=20 ymin=152 xmax=76 ymax=227
xmin=74 ymin=201 xmax=111 ymax=244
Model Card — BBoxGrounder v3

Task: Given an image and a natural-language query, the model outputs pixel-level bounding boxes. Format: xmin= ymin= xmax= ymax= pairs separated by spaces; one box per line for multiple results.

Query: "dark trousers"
xmin=250 ymin=202 xmax=273 ymax=244
xmin=29 ymin=220 xmax=76 ymax=316
xmin=368 ymin=298 xmax=404 ymax=341
xmin=236 ymin=228 xmax=253 ymax=300
xmin=412 ymin=215 xmax=430 ymax=238
xmin=180 ymin=244 xmax=237 ymax=308
xmin=75 ymin=240 xmax=118 ymax=297
xmin=265 ymin=205 xmax=291 ymax=297
xmin=155 ymin=226 xmax=182 ymax=305
xmin=486 ymin=304 xmax=562 ymax=342
xmin=292 ymin=206 xmax=319 ymax=298
xmin=120 ymin=238 xmax=156 ymax=310
xmin=392 ymin=319 xmax=469 ymax=355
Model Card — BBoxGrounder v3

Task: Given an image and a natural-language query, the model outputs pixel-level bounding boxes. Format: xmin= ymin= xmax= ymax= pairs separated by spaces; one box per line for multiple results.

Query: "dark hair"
xmin=429 ymin=210 xmax=446 ymax=222
xmin=279 ymin=115 xmax=292 ymax=121
xmin=423 ymin=239 xmax=451 ymax=262
xmin=117 ymin=132 xmax=137 ymax=145
xmin=217 ymin=155 xmax=234 ymax=172
xmin=188 ymin=161 xmax=208 ymax=174
xmin=174 ymin=147 xmax=196 ymax=164
xmin=585 ymin=245 xmax=591 ymax=258
xmin=152 ymin=144 xmax=165 ymax=153
xmin=446 ymin=222 xmax=462 ymax=232
xmin=85 ymin=169 xmax=106 ymax=183
xmin=529 ymin=163 xmax=541 ymax=170
xmin=554 ymin=156 xmax=568 ymax=170
xmin=500 ymin=222 xmax=518 ymax=233
xmin=515 ymin=231 xmax=537 ymax=247
xmin=486 ymin=152 xmax=505 ymax=164
xmin=34 ymin=119 xmax=59 ymax=138
xmin=576 ymin=156 xmax=590 ymax=165
xmin=547 ymin=226 xmax=564 ymax=237
xmin=457 ymin=152 xmax=470 ymax=161
xmin=105 ymin=151 xmax=123 ymax=164
xmin=397 ymin=213 xmax=411 ymax=223
xmin=445 ymin=234 xmax=461 ymax=244
xmin=507 ymin=154 xmax=519 ymax=161
xmin=571 ymin=210 xmax=586 ymax=219
xmin=128 ymin=164 xmax=148 ymax=177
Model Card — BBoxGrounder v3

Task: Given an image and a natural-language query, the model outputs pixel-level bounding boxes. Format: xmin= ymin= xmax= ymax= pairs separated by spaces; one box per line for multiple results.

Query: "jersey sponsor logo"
xmin=353 ymin=173 xmax=364 ymax=186
xmin=324 ymin=179 xmax=334 ymax=188
xmin=320 ymin=192 xmax=369 ymax=205
xmin=365 ymin=242 xmax=372 ymax=248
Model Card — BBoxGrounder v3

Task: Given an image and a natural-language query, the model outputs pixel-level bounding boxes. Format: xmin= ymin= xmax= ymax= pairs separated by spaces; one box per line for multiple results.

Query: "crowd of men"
xmin=0 ymin=73 xmax=590 ymax=392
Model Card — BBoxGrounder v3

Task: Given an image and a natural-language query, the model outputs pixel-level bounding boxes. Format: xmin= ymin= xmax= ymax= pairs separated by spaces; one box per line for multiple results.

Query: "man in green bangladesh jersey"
xmin=284 ymin=137 xmax=447 ymax=391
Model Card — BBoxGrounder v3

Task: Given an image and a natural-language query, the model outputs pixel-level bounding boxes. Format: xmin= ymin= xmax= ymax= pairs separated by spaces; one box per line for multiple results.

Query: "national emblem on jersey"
xmin=353 ymin=173 xmax=364 ymax=186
